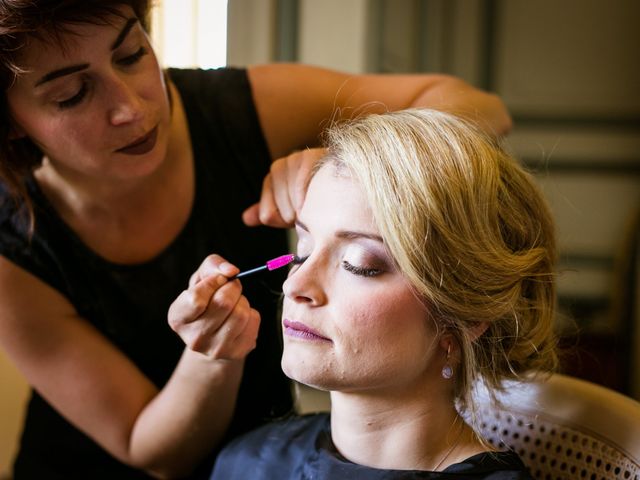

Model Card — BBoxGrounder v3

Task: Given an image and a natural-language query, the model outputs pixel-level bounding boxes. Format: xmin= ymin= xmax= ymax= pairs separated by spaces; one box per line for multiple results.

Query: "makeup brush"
xmin=229 ymin=253 xmax=300 ymax=280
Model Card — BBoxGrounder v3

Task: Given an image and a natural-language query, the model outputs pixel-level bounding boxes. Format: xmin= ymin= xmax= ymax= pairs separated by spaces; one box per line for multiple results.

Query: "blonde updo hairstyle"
xmin=320 ymin=109 xmax=558 ymax=419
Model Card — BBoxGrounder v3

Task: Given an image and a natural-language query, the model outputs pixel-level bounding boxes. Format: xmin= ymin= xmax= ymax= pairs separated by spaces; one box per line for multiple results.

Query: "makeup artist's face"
xmin=282 ymin=165 xmax=440 ymax=395
xmin=6 ymin=7 xmax=170 ymax=181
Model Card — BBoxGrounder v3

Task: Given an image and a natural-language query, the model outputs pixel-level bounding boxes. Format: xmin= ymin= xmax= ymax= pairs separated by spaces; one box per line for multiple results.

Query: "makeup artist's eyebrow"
xmin=111 ymin=17 xmax=138 ymax=50
xmin=35 ymin=64 xmax=90 ymax=86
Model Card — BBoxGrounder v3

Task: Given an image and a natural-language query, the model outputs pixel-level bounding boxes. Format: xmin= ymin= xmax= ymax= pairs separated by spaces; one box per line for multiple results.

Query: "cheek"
xmin=334 ymin=292 xmax=435 ymax=386
xmin=141 ymin=75 xmax=164 ymax=103
xmin=337 ymin=289 xmax=430 ymax=353
xmin=13 ymin=114 xmax=69 ymax=152
xmin=38 ymin=118 xmax=95 ymax=153
xmin=139 ymin=58 xmax=167 ymax=101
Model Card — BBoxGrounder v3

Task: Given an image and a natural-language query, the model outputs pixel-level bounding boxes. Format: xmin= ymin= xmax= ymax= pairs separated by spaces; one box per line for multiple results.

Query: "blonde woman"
xmin=202 ymin=109 xmax=556 ymax=479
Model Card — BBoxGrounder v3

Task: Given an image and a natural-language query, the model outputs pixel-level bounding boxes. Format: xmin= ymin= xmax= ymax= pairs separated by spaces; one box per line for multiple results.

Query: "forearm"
xmin=249 ymin=64 xmax=513 ymax=159
xmin=128 ymin=348 xmax=244 ymax=478
xmin=408 ymin=76 xmax=512 ymax=136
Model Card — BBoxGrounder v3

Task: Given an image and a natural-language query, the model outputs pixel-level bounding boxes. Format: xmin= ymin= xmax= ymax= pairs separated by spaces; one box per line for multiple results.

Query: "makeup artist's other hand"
xmin=168 ymin=255 xmax=260 ymax=360
xmin=242 ymin=148 xmax=326 ymax=228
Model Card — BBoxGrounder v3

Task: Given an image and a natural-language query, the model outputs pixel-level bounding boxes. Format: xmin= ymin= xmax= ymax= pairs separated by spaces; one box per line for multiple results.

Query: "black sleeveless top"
xmin=211 ymin=413 xmax=534 ymax=480
xmin=0 ymin=68 xmax=293 ymax=479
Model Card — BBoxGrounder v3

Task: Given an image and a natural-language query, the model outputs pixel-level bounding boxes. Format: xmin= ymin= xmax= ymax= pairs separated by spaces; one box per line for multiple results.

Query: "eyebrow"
xmin=35 ymin=17 xmax=139 ymax=87
xmin=111 ymin=17 xmax=138 ymax=50
xmin=35 ymin=63 xmax=90 ymax=86
xmin=295 ymin=220 xmax=384 ymax=243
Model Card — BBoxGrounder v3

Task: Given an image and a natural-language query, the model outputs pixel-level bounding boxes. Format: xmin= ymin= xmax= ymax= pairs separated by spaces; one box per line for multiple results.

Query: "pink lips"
xmin=116 ymin=126 xmax=158 ymax=155
xmin=283 ymin=319 xmax=332 ymax=343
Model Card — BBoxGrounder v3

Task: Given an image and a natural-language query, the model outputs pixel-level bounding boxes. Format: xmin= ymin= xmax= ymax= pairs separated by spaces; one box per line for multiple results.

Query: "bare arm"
xmin=248 ymin=63 xmax=512 ymax=160
xmin=0 ymin=256 xmax=252 ymax=478
xmin=243 ymin=64 xmax=511 ymax=228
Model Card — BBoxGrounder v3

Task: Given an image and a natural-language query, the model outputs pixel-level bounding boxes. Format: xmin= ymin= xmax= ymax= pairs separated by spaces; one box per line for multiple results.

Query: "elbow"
xmin=144 ymin=466 xmax=195 ymax=480
xmin=115 ymin=442 xmax=201 ymax=479
xmin=127 ymin=458 xmax=199 ymax=480
xmin=488 ymin=93 xmax=513 ymax=137
xmin=125 ymin=449 xmax=202 ymax=480
xmin=495 ymin=102 xmax=514 ymax=137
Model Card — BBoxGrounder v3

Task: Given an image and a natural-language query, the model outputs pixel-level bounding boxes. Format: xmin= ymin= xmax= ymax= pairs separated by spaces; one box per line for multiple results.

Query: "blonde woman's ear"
xmin=438 ymin=334 xmax=459 ymax=357
xmin=469 ymin=321 xmax=489 ymax=341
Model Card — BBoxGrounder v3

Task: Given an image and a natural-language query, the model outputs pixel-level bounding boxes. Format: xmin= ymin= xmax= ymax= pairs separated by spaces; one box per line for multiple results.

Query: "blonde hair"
xmin=321 ymin=109 xmax=558 ymax=418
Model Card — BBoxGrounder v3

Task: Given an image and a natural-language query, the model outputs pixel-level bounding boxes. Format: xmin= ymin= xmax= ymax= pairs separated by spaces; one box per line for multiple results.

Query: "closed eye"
xmin=342 ymin=260 xmax=382 ymax=277
xmin=288 ymin=254 xmax=309 ymax=275
xmin=58 ymin=82 xmax=88 ymax=109
xmin=293 ymin=255 xmax=309 ymax=265
xmin=118 ymin=46 xmax=148 ymax=66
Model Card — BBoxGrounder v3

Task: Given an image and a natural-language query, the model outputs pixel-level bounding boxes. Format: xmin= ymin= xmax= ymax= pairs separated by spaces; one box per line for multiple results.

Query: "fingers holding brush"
xmin=169 ymin=255 xmax=259 ymax=360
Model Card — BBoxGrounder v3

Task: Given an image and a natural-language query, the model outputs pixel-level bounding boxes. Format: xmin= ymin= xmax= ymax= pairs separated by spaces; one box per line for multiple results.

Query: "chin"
xmin=281 ymin=351 xmax=344 ymax=392
xmin=116 ymin=136 xmax=168 ymax=179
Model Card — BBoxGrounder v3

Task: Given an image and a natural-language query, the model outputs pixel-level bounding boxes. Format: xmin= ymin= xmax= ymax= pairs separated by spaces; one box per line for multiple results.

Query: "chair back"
xmin=474 ymin=373 xmax=640 ymax=480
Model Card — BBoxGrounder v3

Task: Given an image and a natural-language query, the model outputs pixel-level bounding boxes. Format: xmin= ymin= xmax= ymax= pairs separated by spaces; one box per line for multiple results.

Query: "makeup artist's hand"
xmin=168 ymin=255 xmax=260 ymax=360
xmin=242 ymin=148 xmax=326 ymax=228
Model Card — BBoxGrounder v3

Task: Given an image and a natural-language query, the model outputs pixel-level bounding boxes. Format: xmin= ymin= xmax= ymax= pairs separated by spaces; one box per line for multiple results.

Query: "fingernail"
xmin=216 ymin=275 xmax=227 ymax=286
xmin=219 ymin=262 xmax=235 ymax=274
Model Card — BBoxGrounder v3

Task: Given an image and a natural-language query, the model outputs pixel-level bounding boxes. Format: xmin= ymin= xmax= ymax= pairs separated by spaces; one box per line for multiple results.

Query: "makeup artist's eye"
xmin=118 ymin=46 xmax=148 ymax=66
xmin=342 ymin=260 xmax=383 ymax=278
xmin=58 ymin=82 xmax=88 ymax=109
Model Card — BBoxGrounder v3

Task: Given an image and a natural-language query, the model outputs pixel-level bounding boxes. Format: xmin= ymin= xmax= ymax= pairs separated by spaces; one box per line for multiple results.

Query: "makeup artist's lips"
xmin=283 ymin=319 xmax=332 ymax=343
xmin=116 ymin=126 xmax=158 ymax=155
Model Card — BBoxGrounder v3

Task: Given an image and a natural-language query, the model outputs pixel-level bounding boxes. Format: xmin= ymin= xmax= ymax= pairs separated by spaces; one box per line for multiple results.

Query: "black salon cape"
xmin=0 ymin=68 xmax=292 ymax=479
xmin=210 ymin=413 xmax=534 ymax=479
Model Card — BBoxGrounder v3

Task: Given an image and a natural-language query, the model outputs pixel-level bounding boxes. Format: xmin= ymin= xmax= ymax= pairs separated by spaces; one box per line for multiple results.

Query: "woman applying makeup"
xmin=207 ymin=109 xmax=557 ymax=479
xmin=0 ymin=1 xmax=511 ymax=478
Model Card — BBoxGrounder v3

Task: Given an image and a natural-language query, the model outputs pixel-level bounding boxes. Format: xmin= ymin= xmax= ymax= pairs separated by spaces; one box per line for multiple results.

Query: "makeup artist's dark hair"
xmin=0 ymin=0 xmax=152 ymax=229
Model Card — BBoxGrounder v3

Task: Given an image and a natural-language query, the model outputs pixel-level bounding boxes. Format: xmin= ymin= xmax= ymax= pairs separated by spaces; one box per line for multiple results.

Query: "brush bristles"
xmin=266 ymin=253 xmax=296 ymax=271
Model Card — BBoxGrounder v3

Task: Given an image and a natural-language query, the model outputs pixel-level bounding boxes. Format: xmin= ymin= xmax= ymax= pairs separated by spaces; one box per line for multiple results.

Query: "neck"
xmin=35 ymin=156 xmax=165 ymax=216
xmin=329 ymin=389 xmax=479 ymax=472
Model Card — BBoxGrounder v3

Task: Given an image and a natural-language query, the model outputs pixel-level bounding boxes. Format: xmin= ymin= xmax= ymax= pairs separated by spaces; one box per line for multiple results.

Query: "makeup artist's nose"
xmin=107 ymin=75 xmax=144 ymax=126
xmin=282 ymin=255 xmax=327 ymax=306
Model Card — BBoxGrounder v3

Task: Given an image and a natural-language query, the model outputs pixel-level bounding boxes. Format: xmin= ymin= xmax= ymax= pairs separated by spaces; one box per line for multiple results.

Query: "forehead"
xmin=302 ymin=165 xmax=377 ymax=232
xmin=15 ymin=8 xmax=134 ymax=68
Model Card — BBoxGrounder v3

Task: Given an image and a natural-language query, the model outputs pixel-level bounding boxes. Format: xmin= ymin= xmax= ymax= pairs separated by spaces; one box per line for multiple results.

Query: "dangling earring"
xmin=442 ymin=344 xmax=453 ymax=379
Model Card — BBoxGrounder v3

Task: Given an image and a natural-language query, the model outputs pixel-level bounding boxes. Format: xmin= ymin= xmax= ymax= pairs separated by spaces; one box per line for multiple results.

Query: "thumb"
xmin=242 ymin=203 xmax=261 ymax=226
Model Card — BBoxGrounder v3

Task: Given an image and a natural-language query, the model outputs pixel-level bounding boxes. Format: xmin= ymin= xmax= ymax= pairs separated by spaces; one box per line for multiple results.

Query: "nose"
xmin=282 ymin=254 xmax=327 ymax=307
xmin=106 ymin=74 xmax=144 ymax=126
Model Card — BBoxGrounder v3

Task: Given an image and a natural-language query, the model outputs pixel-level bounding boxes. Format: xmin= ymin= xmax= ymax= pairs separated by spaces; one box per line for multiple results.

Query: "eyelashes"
xmin=342 ymin=260 xmax=383 ymax=277
xmin=117 ymin=46 xmax=148 ymax=66
xmin=291 ymin=253 xmax=383 ymax=278
xmin=288 ymin=254 xmax=308 ymax=274
xmin=58 ymin=83 xmax=88 ymax=109
xmin=292 ymin=255 xmax=308 ymax=265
